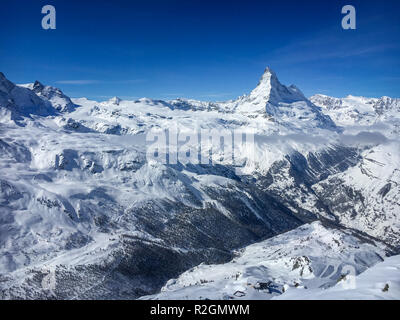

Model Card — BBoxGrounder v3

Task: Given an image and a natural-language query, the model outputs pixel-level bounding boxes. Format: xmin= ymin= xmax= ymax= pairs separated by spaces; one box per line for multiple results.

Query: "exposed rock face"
xmin=0 ymin=72 xmax=55 ymax=120
xmin=31 ymin=80 xmax=77 ymax=113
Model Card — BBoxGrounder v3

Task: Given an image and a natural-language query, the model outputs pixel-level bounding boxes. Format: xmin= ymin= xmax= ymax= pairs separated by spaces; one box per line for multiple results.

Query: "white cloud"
xmin=56 ymin=80 xmax=100 ymax=85
xmin=55 ymin=79 xmax=146 ymax=85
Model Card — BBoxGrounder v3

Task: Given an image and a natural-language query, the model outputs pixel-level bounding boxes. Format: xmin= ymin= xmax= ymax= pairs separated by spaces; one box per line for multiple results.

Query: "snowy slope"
xmin=276 ymin=254 xmax=400 ymax=300
xmin=142 ymin=222 xmax=391 ymax=300
xmin=309 ymin=93 xmax=400 ymax=246
xmin=313 ymin=142 xmax=400 ymax=247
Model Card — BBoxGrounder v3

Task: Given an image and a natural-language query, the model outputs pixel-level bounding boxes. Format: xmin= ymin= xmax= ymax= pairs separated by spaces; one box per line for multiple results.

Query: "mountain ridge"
xmin=0 ymin=68 xmax=399 ymax=299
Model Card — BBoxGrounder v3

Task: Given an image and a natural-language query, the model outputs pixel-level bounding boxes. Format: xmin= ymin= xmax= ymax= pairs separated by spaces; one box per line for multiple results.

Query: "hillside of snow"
xmin=142 ymin=222 xmax=391 ymax=300
xmin=276 ymin=254 xmax=400 ymax=300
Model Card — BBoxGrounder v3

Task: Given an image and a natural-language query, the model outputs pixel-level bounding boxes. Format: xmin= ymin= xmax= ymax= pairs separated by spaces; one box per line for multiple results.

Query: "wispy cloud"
xmin=380 ymin=76 xmax=400 ymax=81
xmin=55 ymin=79 xmax=146 ymax=85
xmin=160 ymin=92 xmax=235 ymax=101
xmin=89 ymin=95 xmax=141 ymax=100
xmin=56 ymin=80 xmax=100 ymax=85
xmin=162 ymin=93 xmax=186 ymax=97
xmin=197 ymin=93 xmax=234 ymax=98
xmin=262 ymin=25 xmax=400 ymax=66
xmin=268 ymin=41 xmax=398 ymax=65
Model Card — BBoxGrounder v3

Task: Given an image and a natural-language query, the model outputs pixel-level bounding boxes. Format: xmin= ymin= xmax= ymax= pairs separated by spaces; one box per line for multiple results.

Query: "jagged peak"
xmin=256 ymin=67 xmax=279 ymax=87
xmin=0 ymin=72 xmax=16 ymax=92
xmin=33 ymin=80 xmax=45 ymax=91
xmin=108 ymin=96 xmax=122 ymax=105
xmin=248 ymin=67 xmax=306 ymax=105
xmin=262 ymin=66 xmax=277 ymax=77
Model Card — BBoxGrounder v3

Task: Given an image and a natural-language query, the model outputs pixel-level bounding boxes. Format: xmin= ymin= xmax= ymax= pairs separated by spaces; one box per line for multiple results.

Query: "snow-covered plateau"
xmin=0 ymin=68 xmax=399 ymax=299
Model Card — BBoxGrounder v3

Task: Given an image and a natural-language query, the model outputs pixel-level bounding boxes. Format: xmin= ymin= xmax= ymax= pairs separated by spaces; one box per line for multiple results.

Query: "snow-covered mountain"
xmin=310 ymin=94 xmax=400 ymax=134
xmin=308 ymin=93 xmax=400 ymax=247
xmin=167 ymin=68 xmax=336 ymax=132
xmin=27 ymin=81 xmax=77 ymax=113
xmin=0 ymin=72 xmax=56 ymax=121
xmin=224 ymin=68 xmax=336 ymax=131
xmin=0 ymin=68 xmax=399 ymax=299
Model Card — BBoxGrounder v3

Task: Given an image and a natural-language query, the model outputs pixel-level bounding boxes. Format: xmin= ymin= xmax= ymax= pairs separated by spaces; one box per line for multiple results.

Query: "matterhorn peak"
xmin=260 ymin=66 xmax=278 ymax=80
xmin=109 ymin=96 xmax=121 ymax=105
xmin=254 ymin=67 xmax=279 ymax=89
xmin=248 ymin=67 xmax=306 ymax=105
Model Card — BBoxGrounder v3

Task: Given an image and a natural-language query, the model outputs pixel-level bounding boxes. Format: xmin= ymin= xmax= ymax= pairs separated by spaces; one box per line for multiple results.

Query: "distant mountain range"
xmin=0 ymin=68 xmax=399 ymax=299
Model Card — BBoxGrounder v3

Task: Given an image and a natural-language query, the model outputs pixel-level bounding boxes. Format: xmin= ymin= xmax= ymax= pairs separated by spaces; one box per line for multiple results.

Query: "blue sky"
xmin=0 ymin=0 xmax=399 ymax=100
